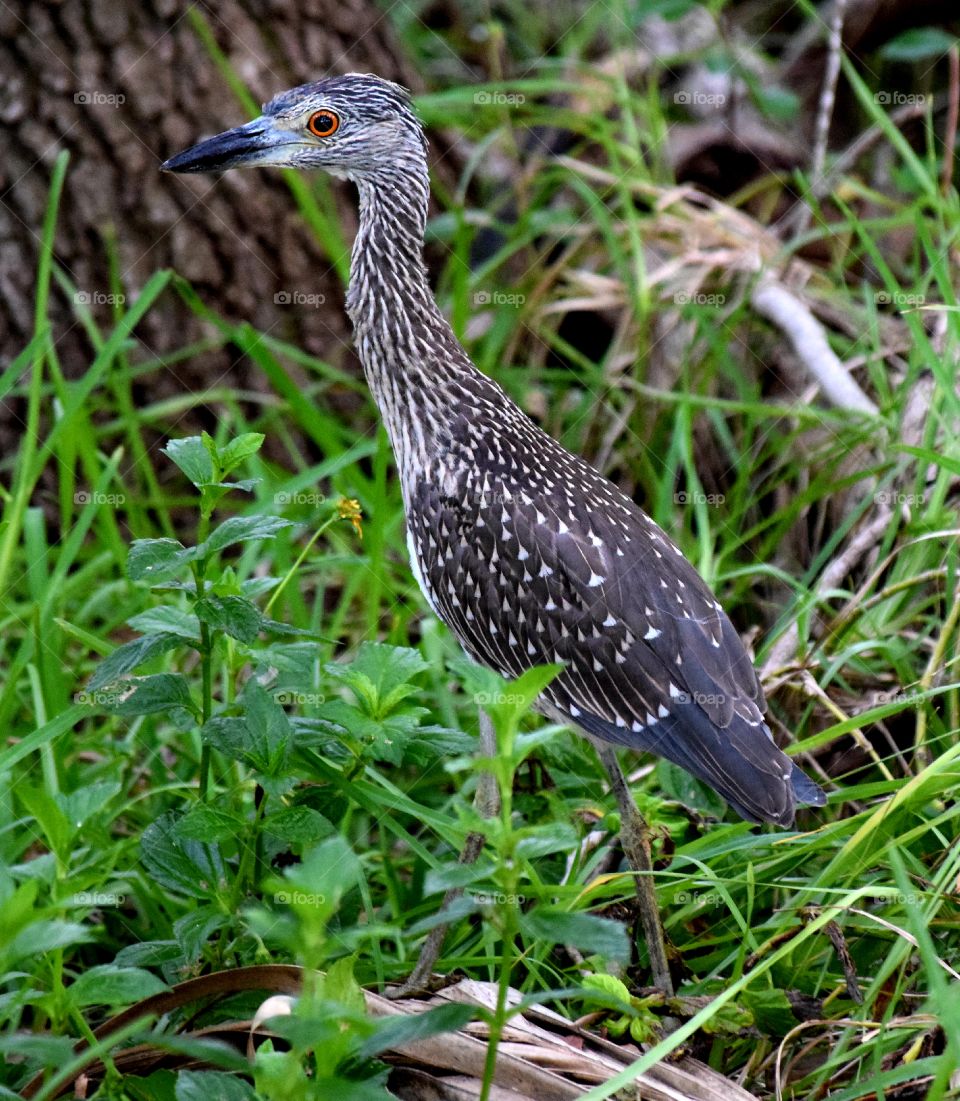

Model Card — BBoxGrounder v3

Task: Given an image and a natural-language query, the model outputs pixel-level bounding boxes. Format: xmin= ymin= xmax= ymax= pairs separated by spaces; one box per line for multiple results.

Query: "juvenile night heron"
xmin=163 ymin=74 xmax=825 ymax=991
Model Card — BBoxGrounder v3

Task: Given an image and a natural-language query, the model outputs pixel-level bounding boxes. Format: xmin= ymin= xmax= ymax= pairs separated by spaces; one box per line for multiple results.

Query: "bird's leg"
xmin=388 ymin=710 xmax=501 ymax=997
xmin=597 ymin=746 xmax=674 ymax=996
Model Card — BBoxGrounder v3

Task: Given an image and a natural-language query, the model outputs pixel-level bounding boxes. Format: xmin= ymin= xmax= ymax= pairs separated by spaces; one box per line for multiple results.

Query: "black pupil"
xmin=314 ymin=113 xmax=334 ymax=133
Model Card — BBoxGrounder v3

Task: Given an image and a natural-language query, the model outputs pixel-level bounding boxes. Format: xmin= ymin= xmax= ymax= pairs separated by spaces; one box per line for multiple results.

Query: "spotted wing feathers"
xmin=407 ymin=434 xmax=824 ymax=826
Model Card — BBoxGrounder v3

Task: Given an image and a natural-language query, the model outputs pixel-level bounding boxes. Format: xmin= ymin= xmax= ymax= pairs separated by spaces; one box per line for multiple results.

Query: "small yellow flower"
xmin=337 ymin=497 xmax=363 ymax=540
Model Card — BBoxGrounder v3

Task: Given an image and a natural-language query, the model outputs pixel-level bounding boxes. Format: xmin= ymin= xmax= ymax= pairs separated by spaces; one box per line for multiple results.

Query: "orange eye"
xmin=307 ymin=109 xmax=340 ymax=138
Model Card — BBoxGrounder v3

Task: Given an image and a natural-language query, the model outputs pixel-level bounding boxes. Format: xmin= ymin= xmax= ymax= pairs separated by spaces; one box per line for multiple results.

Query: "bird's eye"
xmin=307 ymin=109 xmax=340 ymax=138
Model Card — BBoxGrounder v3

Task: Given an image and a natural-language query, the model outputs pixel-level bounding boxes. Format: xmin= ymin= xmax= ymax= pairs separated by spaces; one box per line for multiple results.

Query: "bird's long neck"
xmin=346 ymin=168 xmax=487 ymax=482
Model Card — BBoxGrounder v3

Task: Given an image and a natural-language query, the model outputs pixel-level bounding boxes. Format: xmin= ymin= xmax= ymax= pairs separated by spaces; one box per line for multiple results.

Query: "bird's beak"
xmin=161 ymin=115 xmax=297 ymax=173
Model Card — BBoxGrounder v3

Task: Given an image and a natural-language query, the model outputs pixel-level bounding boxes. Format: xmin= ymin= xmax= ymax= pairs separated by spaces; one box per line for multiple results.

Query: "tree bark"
xmin=0 ymin=0 xmax=417 ymax=437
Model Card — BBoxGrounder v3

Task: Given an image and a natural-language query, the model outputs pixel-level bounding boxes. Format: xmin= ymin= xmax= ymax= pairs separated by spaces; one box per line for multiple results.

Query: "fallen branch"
xmin=751 ymin=277 xmax=879 ymax=415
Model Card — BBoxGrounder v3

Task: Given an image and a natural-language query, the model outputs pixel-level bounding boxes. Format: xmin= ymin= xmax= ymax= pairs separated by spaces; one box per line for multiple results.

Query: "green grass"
xmin=1 ymin=12 xmax=959 ymax=1100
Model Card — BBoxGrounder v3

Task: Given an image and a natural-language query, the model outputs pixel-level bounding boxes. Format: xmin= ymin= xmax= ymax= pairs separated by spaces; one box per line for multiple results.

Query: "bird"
xmin=162 ymin=73 xmax=826 ymax=990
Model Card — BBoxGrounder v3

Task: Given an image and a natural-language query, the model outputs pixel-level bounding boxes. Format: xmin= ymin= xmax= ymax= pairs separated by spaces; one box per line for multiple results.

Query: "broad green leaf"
xmin=59 ymin=781 xmax=121 ymax=828
xmin=403 ymin=724 xmax=474 ymax=763
xmin=195 ymin=595 xmax=263 ymax=644
xmin=89 ymin=632 xmax=185 ymax=691
xmin=519 ymin=908 xmax=630 ymax=963
xmin=327 ymin=642 xmax=429 ymax=717
xmin=478 ymin=663 xmax=563 ymax=731
xmin=315 ymin=698 xmax=424 ymax=765
xmin=201 ymin=716 xmax=249 ymax=763
xmin=114 ymin=940 xmax=182 ymax=969
xmin=163 ymin=436 xmax=215 ymax=487
xmin=141 ymin=813 xmax=226 ymax=899
xmin=174 ymin=905 xmax=230 ymax=962
xmin=218 ymin=432 xmax=265 ymax=475
xmin=100 ymin=674 xmax=196 ymax=717
xmin=0 ymin=1034 xmax=75 ymax=1068
xmin=201 ymin=431 xmax=221 ymax=479
xmin=203 ymin=687 xmax=295 ymax=782
xmin=68 ymin=965 xmax=168 ymax=1007
xmin=7 ymin=921 xmax=94 ymax=964
xmin=127 ymin=605 xmax=201 ymax=639
xmin=242 ymin=681 xmax=294 ymax=777
xmin=175 ymin=803 xmax=245 ymax=843
xmin=176 ymin=1070 xmax=257 ymax=1101
xmin=128 ymin=538 xmax=194 ymax=584
xmin=263 ymin=806 xmax=335 ymax=845
xmin=200 ymin=515 xmax=295 ymax=557
xmin=700 ymin=1000 xmax=754 ymax=1034
xmin=582 ymin=972 xmax=633 ymax=1007
xmin=282 ymin=834 xmax=359 ymax=905
xmin=324 ymin=955 xmax=366 ymax=1013
xmin=742 ymin=988 xmax=797 ymax=1037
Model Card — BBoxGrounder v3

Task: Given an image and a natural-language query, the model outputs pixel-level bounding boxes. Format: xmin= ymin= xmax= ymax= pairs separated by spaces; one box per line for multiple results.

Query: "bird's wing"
xmin=408 ymin=456 xmax=805 ymax=824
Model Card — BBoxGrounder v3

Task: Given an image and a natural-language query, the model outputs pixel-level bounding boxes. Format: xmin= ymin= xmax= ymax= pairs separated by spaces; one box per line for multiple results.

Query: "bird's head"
xmin=161 ymin=73 xmax=426 ymax=182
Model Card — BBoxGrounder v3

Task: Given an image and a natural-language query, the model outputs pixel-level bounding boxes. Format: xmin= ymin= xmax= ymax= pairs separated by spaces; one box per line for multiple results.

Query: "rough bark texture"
xmin=0 ymin=0 xmax=417 ymax=432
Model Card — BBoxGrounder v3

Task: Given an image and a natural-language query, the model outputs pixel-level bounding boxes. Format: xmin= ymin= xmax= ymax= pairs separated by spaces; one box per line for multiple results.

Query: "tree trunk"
xmin=0 ymin=0 xmax=417 ymax=439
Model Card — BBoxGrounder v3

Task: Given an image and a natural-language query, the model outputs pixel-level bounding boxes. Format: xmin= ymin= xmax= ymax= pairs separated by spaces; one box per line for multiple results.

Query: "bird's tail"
xmin=790 ymin=764 xmax=827 ymax=809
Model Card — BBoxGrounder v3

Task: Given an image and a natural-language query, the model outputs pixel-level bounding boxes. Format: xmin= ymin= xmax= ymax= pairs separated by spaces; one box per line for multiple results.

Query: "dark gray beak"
xmin=161 ymin=116 xmax=292 ymax=173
